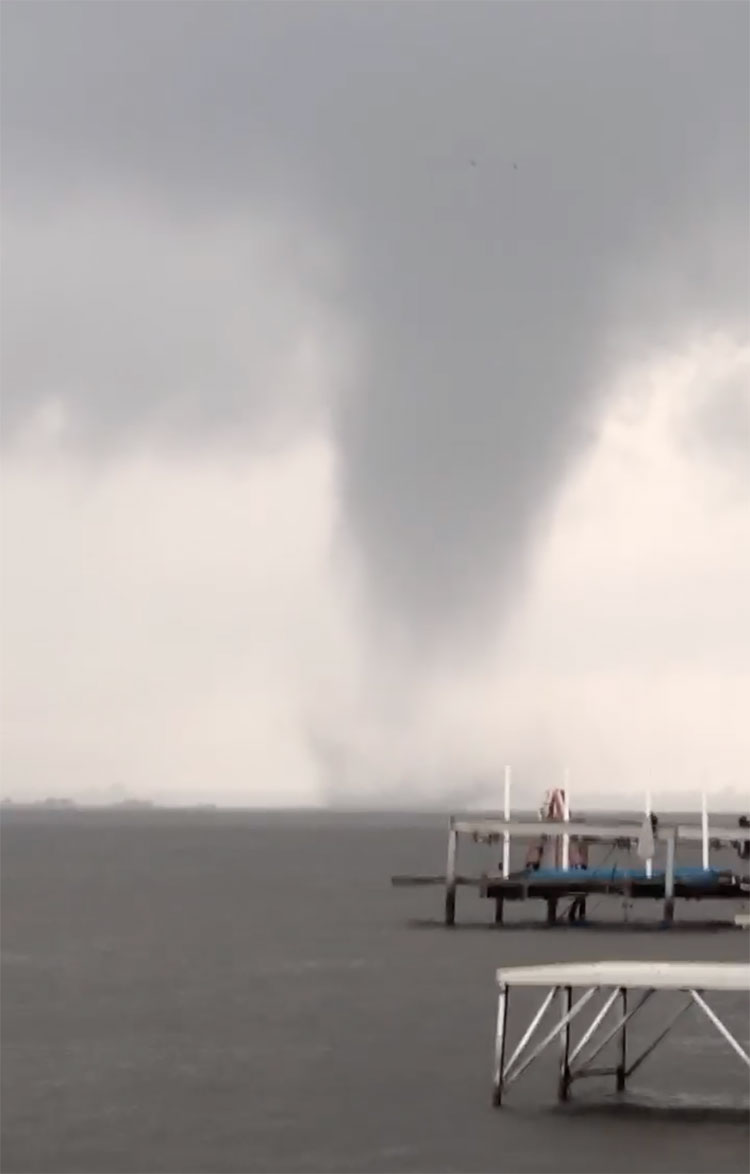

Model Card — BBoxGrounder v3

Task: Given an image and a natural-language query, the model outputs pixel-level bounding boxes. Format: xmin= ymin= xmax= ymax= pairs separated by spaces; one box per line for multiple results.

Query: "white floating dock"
xmin=497 ymin=960 xmax=750 ymax=991
xmin=492 ymin=960 xmax=750 ymax=1107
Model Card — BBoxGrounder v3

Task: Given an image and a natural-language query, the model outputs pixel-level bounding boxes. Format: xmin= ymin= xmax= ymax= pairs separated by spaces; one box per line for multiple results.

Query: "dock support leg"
xmin=616 ymin=987 xmax=627 ymax=1091
xmin=662 ymin=832 xmax=675 ymax=927
xmin=445 ymin=824 xmax=458 ymax=926
xmin=558 ymin=986 xmax=572 ymax=1101
xmin=546 ymin=897 xmax=558 ymax=926
xmin=492 ymin=984 xmax=509 ymax=1106
xmin=494 ymin=897 xmax=504 ymax=925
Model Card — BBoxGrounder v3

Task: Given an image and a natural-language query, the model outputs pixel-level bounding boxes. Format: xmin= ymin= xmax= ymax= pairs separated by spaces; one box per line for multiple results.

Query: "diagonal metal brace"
xmin=624 ymin=995 xmax=694 ymax=1079
xmin=570 ymin=989 xmax=654 ymax=1076
xmin=568 ymin=988 xmax=621 ymax=1067
xmin=503 ymin=987 xmax=597 ymax=1087
xmin=690 ymin=990 xmax=750 ymax=1067
xmin=502 ymin=986 xmax=557 ymax=1079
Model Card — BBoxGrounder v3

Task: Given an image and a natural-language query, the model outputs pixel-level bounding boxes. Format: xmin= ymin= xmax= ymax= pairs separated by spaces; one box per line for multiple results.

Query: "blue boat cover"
xmin=525 ymin=866 xmax=725 ymax=884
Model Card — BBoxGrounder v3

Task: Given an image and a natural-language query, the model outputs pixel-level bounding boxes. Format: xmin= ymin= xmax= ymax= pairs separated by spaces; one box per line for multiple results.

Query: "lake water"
xmin=2 ymin=809 xmax=748 ymax=1173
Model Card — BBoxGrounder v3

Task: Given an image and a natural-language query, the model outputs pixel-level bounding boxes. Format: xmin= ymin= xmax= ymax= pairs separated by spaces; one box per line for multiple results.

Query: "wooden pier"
xmin=491 ymin=960 xmax=750 ymax=1106
xmin=391 ymin=815 xmax=749 ymax=927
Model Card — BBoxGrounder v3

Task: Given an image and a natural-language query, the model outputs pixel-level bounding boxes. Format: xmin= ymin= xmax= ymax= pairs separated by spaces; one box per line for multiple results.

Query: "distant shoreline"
xmin=1 ymin=802 xmax=745 ymax=820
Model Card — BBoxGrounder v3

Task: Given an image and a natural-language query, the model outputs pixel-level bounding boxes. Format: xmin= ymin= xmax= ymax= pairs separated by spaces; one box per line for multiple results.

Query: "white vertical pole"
xmin=663 ymin=829 xmax=676 ymax=924
xmin=502 ymin=765 xmax=511 ymax=879
xmin=445 ymin=822 xmax=458 ymax=926
xmin=562 ymin=768 xmax=570 ymax=871
xmin=645 ymin=791 xmax=653 ymax=879
xmin=701 ymin=792 xmax=709 ymax=871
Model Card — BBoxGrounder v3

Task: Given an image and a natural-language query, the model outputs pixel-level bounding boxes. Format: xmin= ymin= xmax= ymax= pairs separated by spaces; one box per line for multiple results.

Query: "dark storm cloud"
xmin=2 ymin=1 xmax=748 ymax=644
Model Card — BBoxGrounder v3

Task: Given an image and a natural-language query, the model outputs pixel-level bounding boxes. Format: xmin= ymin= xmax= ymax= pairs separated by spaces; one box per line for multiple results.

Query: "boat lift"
xmin=491 ymin=960 xmax=750 ymax=1106
xmin=392 ymin=813 xmax=749 ymax=926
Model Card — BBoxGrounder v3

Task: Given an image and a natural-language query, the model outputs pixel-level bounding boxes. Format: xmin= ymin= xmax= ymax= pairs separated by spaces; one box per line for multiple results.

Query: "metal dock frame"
xmin=442 ymin=816 xmax=744 ymax=927
xmin=491 ymin=961 xmax=750 ymax=1106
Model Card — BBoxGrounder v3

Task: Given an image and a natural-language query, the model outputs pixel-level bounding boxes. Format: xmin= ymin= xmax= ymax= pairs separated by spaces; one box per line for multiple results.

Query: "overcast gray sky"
xmin=2 ymin=1 xmax=748 ymax=808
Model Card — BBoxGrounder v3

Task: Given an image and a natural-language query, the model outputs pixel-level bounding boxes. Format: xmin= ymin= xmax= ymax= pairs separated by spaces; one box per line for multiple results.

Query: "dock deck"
xmin=482 ymin=865 xmax=743 ymax=923
xmin=491 ymin=960 xmax=750 ymax=1106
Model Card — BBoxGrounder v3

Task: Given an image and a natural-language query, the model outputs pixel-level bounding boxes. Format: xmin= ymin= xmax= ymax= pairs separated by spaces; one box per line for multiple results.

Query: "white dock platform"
xmin=492 ymin=960 xmax=750 ymax=1107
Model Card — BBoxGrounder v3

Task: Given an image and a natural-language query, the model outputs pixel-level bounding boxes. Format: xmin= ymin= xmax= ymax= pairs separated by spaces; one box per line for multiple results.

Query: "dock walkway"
xmin=491 ymin=960 xmax=750 ymax=1106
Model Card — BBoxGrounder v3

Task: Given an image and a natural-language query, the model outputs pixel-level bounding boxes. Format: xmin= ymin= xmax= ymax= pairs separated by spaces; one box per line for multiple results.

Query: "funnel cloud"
xmin=2 ymin=2 xmax=748 ymax=804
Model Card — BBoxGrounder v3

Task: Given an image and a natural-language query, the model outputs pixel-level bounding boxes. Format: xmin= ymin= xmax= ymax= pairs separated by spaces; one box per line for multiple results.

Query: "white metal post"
xmin=701 ymin=792 xmax=709 ymax=871
xmin=561 ymin=769 xmax=570 ymax=871
xmin=445 ymin=822 xmax=458 ymax=926
xmin=663 ymin=830 xmax=676 ymax=925
xmin=502 ymin=765 xmax=511 ymax=879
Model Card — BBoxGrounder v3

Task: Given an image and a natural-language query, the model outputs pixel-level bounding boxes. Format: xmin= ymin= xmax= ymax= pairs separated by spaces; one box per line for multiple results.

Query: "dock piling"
xmin=558 ymin=986 xmax=572 ymax=1101
xmin=616 ymin=987 xmax=627 ymax=1091
xmin=492 ymin=985 xmax=508 ymax=1106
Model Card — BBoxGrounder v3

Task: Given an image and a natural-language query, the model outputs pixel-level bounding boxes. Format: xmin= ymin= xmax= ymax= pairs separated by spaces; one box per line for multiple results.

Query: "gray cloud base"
xmin=3 ymin=1 xmax=748 ymax=648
